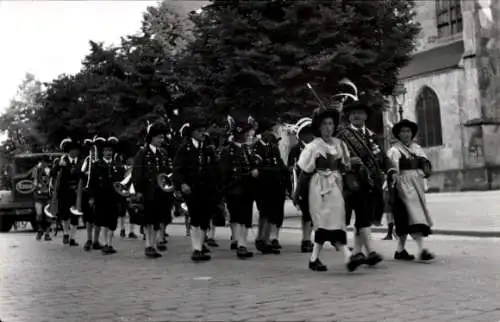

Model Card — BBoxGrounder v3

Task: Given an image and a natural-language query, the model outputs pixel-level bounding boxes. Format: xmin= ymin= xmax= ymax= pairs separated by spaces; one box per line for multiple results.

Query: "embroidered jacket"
xmin=218 ymin=141 xmax=259 ymax=196
xmin=337 ymin=125 xmax=396 ymax=188
xmin=88 ymin=158 xmax=126 ymax=198
xmin=172 ymin=139 xmax=219 ymax=195
xmin=131 ymin=145 xmax=172 ymax=200
xmin=52 ymin=155 xmax=84 ymax=193
xmin=253 ymin=140 xmax=289 ymax=194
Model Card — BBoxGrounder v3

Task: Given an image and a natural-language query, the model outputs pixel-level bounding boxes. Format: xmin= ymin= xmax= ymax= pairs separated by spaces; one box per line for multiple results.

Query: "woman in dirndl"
xmin=294 ymin=108 xmax=364 ymax=272
xmin=388 ymin=119 xmax=435 ymax=261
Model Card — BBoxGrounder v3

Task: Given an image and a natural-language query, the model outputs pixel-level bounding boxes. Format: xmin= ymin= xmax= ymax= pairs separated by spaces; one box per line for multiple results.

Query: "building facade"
xmin=394 ymin=0 xmax=500 ymax=191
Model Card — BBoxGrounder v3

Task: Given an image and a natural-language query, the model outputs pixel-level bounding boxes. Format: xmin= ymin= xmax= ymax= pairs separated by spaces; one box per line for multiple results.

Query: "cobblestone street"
xmin=1 ymin=225 xmax=500 ymax=322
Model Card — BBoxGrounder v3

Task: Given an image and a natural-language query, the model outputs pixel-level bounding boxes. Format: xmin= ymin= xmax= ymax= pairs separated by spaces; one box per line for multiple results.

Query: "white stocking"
xmin=310 ymin=243 xmax=322 ymax=262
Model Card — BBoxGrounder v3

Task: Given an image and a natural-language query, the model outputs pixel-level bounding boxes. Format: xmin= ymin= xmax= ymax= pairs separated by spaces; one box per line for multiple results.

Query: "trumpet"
xmin=157 ymin=172 xmax=175 ymax=193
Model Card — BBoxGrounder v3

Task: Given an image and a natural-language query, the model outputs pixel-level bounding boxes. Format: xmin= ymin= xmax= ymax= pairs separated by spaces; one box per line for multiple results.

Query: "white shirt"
xmin=68 ymin=156 xmax=77 ymax=165
xmin=149 ymin=144 xmax=157 ymax=154
xmin=103 ymin=158 xmax=112 ymax=164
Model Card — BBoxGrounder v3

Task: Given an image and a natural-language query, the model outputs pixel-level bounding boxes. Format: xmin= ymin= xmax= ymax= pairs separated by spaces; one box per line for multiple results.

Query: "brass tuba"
xmin=44 ymin=157 xmax=62 ymax=219
xmin=157 ymin=172 xmax=175 ymax=193
xmin=113 ymin=170 xmax=133 ymax=198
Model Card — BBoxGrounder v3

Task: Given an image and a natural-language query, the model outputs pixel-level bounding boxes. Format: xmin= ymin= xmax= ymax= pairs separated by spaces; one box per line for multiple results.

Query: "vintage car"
xmin=0 ymin=152 xmax=63 ymax=232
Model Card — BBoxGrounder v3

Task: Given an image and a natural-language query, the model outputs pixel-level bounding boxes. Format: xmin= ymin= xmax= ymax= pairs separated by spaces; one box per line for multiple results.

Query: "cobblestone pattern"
xmin=1 ymin=226 xmax=499 ymax=322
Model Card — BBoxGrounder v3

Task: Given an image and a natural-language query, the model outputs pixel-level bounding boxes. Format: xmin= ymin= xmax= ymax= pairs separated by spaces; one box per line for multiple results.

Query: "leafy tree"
xmin=0 ymin=73 xmax=47 ymax=157
xmin=186 ymin=0 xmax=420 ymax=121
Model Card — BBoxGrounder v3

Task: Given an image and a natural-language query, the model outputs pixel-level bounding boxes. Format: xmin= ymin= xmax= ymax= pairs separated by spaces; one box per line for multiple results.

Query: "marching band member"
xmin=53 ymin=138 xmax=83 ymax=246
xmin=173 ymin=118 xmax=220 ymax=262
xmin=337 ymin=103 xmax=398 ymax=267
xmin=132 ymin=121 xmax=171 ymax=258
xmin=178 ymin=122 xmax=193 ymax=237
xmin=254 ymin=119 xmax=288 ymax=254
xmin=121 ymin=155 xmax=139 ymax=239
xmin=387 ymin=119 xmax=435 ymax=261
xmin=83 ymin=136 xmax=104 ymax=251
xmin=293 ymin=108 xmax=364 ymax=272
xmin=32 ymin=156 xmax=52 ymax=241
xmin=89 ymin=136 xmax=125 ymax=254
xmin=204 ymin=130 xmax=226 ymax=247
xmin=219 ymin=116 xmax=258 ymax=259
xmin=288 ymin=117 xmax=315 ymax=253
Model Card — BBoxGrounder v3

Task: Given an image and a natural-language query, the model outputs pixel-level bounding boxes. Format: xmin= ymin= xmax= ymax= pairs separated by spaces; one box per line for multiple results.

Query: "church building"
xmin=394 ymin=0 xmax=499 ymax=191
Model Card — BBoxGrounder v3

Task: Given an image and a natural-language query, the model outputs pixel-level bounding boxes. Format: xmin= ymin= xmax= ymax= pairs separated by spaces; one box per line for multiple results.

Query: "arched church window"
xmin=415 ymin=87 xmax=443 ymax=147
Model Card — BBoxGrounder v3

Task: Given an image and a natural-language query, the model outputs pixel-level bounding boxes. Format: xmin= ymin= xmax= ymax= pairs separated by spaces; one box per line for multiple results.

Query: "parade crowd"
xmin=31 ymin=101 xmax=435 ymax=273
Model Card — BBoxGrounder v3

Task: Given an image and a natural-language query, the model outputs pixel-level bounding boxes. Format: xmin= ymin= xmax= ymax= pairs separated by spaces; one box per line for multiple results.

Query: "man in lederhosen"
xmin=203 ymin=127 xmax=227 ymax=248
xmin=337 ymin=103 xmax=398 ymax=266
xmin=132 ymin=121 xmax=172 ymax=258
xmin=254 ymin=119 xmax=289 ymax=255
xmin=288 ymin=117 xmax=315 ymax=253
xmin=82 ymin=136 xmax=104 ymax=251
xmin=32 ymin=155 xmax=52 ymax=241
xmin=89 ymin=136 xmax=125 ymax=254
xmin=173 ymin=118 xmax=220 ymax=262
xmin=219 ymin=116 xmax=259 ymax=259
xmin=53 ymin=137 xmax=84 ymax=246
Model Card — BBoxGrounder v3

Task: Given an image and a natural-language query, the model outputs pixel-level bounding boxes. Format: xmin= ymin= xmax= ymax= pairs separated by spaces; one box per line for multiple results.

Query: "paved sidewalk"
xmin=271 ymin=190 xmax=500 ymax=237
xmin=1 ymin=226 xmax=500 ymax=322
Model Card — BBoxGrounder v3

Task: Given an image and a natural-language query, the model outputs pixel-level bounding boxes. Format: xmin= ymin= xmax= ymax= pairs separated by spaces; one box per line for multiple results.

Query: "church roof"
xmin=399 ymin=40 xmax=465 ymax=79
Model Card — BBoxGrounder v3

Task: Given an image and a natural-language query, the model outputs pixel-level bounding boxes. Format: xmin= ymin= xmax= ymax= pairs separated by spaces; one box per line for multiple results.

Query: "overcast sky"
xmin=0 ymin=0 xmax=157 ymax=114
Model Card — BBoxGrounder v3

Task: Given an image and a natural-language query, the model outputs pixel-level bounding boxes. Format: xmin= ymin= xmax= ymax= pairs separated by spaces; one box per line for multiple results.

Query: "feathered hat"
xmin=294 ymin=117 xmax=312 ymax=140
xmin=102 ymin=136 xmax=119 ymax=149
xmin=227 ymin=115 xmax=254 ymax=137
xmin=145 ymin=121 xmax=168 ymax=143
xmin=59 ymin=137 xmax=80 ymax=153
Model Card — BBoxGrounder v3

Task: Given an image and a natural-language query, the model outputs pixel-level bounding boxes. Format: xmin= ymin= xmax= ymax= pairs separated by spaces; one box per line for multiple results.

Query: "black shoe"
xmin=394 ymin=249 xmax=415 ymax=261
xmin=191 ymin=250 xmax=211 ymax=262
xmin=69 ymin=239 xmax=79 ymax=247
xmin=206 ymin=238 xmax=219 ymax=247
xmin=346 ymin=254 xmax=365 ymax=272
xmin=309 ymin=259 xmax=327 ymax=271
xmin=301 ymin=240 xmax=313 ymax=253
xmin=352 ymin=252 xmax=367 ymax=265
xmin=92 ymin=241 xmax=103 ymax=250
xmin=230 ymin=241 xmax=237 ymax=250
xmin=237 ymin=246 xmax=253 ymax=259
xmin=255 ymin=240 xmax=266 ymax=252
xmin=36 ymin=231 xmax=43 ymax=241
xmin=419 ymin=249 xmax=435 ymax=261
xmin=270 ymin=239 xmax=281 ymax=249
xmin=83 ymin=240 xmax=92 ymax=251
xmin=157 ymin=242 xmax=167 ymax=252
xmin=266 ymin=244 xmax=281 ymax=254
xmin=366 ymin=251 xmax=383 ymax=266
xmin=44 ymin=233 xmax=52 ymax=241
xmin=120 ymin=229 xmax=126 ymax=238
xmin=382 ymin=234 xmax=393 ymax=240
xmin=102 ymin=245 xmax=117 ymax=254
xmin=128 ymin=232 xmax=138 ymax=239
xmin=202 ymin=244 xmax=211 ymax=254
xmin=63 ymin=234 xmax=69 ymax=245
xmin=145 ymin=246 xmax=161 ymax=258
